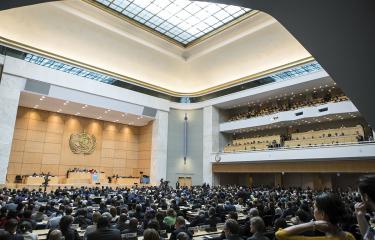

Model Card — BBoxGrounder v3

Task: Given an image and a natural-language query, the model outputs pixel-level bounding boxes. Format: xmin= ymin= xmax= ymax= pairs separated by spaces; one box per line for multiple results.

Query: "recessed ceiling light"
xmin=75 ymin=112 xmax=80 ymax=115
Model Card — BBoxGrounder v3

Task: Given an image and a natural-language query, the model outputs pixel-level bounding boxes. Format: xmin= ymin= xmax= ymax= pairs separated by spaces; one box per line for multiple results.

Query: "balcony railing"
xmin=220 ymin=141 xmax=375 ymax=154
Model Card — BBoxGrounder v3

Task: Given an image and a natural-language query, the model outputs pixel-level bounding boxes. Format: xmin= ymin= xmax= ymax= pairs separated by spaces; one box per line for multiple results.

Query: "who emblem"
xmin=69 ymin=132 xmax=96 ymax=154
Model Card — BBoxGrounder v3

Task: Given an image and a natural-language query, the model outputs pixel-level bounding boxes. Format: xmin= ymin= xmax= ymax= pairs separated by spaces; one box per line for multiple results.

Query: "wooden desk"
xmin=66 ymin=172 xmax=106 ymax=184
xmin=114 ymin=177 xmax=140 ymax=185
xmin=24 ymin=176 xmax=59 ymax=185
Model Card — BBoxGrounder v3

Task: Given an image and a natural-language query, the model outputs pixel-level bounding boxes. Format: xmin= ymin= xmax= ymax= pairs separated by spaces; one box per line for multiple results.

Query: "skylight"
xmin=24 ymin=54 xmax=115 ymax=84
xmin=94 ymin=0 xmax=251 ymax=45
xmin=270 ymin=61 xmax=323 ymax=81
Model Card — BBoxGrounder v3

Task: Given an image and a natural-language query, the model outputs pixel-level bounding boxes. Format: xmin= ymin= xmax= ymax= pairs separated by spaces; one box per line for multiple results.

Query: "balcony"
xmin=212 ymin=141 xmax=375 ymax=163
xmin=220 ymin=101 xmax=358 ymax=132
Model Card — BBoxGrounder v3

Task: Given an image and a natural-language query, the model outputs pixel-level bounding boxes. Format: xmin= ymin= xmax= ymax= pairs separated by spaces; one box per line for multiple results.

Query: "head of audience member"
xmin=97 ymin=213 xmax=112 ymax=229
xmin=118 ymin=213 xmax=127 ymax=224
xmin=167 ymin=208 xmax=176 ymax=217
xmin=273 ymin=218 xmax=287 ymax=232
xmin=358 ymin=174 xmax=375 ymax=211
xmin=0 ymin=230 xmax=10 ymax=240
xmin=248 ymin=208 xmax=259 ymax=219
xmin=65 ymin=207 xmax=73 ymax=216
xmin=128 ymin=218 xmax=139 ymax=231
xmin=92 ymin=211 xmax=101 ymax=225
xmin=295 ymin=209 xmax=310 ymax=223
xmin=208 ymin=207 xmax=216 ymax=217
xmin=143 ymin=228 xmax=159 ymax=240
xmin=147 ymin=219 xmax=160 ymax=231
xmin=110 ymin=207 xmax=117 ymax=218
xmin=39 ymin=205 xmax=46 ymax=213
xmin=227 ymin=211 xmax=238 ymax=221
xmin=250 ymin=216 xmax=265 ymax=234
xmin=223 ymin=219 xmax=240 ymax=238
xmin=4 ymin=218 xmax=18 ymax=234
xmin=19 ymin=221 xmax=33 ymax=234
xmin=176 ymin=232 xmax=190 ymax=240
xmin=59 ymin=215 xmax=74 ymax=231
xmin=175 ymin=216 xmax=186 ymax=230
xmin=313 ymin=193 xmax=346 ymax=226
xmin=49 ymin=229 xmax=63 ymax=240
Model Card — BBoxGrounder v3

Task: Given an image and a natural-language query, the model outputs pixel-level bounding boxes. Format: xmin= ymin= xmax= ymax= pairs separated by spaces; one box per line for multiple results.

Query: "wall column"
xmin=203 ymin=106 xmax=220 ymax=185
xmin=150 ymin=110 xmax=168 ymax=185
xmin=0 ymin=73 xmax=26 ymax=184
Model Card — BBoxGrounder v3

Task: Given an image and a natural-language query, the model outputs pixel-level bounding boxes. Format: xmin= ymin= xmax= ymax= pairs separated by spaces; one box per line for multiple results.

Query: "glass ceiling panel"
xmin=95 ymin=0 xmax=251 ymax=45
xmin=270 ymin=61 xmax=323 ymax=81
xmin=24 ymin=54 xmax=115 ymax=84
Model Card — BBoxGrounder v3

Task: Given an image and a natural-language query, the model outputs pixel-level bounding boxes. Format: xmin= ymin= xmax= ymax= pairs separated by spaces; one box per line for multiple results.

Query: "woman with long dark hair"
xmin=275 ymin=193 xmax=355 ymax=240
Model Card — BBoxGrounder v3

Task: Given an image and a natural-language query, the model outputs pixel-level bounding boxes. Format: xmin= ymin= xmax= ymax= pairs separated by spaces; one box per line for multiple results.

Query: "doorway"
xmin=178 ymin=177 xmax=192 ymax=187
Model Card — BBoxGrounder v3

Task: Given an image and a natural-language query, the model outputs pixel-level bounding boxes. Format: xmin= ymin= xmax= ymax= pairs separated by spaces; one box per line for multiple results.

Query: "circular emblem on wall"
xmin=215 ymin=154 xmax=221 ymax=162
xmin=69 ymin=132 xmax=96 ymax=154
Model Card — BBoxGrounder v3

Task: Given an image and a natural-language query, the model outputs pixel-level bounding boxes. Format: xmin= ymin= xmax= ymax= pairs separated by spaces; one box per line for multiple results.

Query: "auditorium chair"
xmin=15 ymin=175 xmax=22 ymax=183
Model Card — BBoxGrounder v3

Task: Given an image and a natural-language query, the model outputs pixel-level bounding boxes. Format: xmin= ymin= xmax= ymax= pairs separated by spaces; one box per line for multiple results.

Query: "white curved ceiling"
xmin=0 ymin=0 xmax=312 ymax=95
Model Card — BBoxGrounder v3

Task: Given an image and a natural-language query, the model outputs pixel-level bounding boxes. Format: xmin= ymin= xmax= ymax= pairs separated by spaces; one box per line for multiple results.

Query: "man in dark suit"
xmin=169 ymin=216 xmax=192 ymax=240
xmin=87 ymin=216 xmax=121 ymax=240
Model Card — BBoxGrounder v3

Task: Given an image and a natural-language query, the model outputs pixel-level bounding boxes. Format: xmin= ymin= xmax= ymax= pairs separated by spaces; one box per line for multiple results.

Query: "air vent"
xmin=142 ymin=107 xmax=157 ymax=118
xmin=25 ymin=79 xmax=50 ymax=95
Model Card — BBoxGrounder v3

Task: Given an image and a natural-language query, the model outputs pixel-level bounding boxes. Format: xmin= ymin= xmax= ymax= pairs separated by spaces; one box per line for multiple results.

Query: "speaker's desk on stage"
xmin=23 ymin=176 xmax=59 ymax=185
xmin=114 ymin=177 xmax=140 ymax=185
xmin=65 ymin=172 xmax=106 ymax=184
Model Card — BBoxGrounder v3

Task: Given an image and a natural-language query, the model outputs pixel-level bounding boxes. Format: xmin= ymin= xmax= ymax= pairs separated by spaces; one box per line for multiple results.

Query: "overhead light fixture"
xmin=34 ymin=105 xmax=39 ymax=108
xmin=75 ymin=112 xmax=80 ymax=115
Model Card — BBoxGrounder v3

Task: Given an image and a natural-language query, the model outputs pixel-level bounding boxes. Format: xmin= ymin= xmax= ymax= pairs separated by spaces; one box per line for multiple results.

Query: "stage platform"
xmin=4 ymin=183 xmax=151 ymax=191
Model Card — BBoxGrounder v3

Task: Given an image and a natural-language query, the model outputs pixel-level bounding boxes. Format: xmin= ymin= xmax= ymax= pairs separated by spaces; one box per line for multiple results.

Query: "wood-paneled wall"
xmin=6 ymin=107 xmax=152 ymax=183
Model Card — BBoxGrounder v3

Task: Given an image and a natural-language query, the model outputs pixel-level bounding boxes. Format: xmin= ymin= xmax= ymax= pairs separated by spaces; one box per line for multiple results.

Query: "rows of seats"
xmin=223 ymin=125 xmax=364 ymax=152
xmin=224 ymin=135 xmax=281 ymax=152
xmin=284 ymin=125 xmax=363 ymax=148
xmin=228 ymin=92 xmax=349 ymax=122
